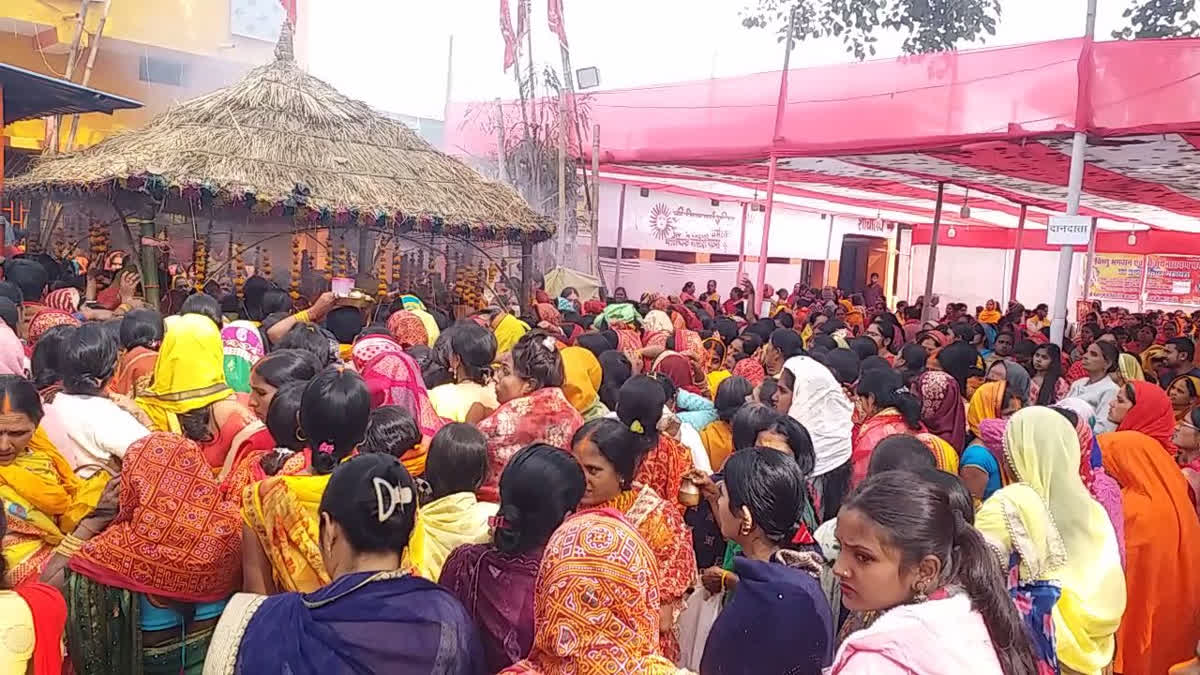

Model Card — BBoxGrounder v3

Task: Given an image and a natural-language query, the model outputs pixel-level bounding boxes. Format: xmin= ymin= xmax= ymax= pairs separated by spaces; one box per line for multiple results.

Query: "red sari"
xmin=476 ymin=387 xmax=583 ymax=502
xmin=850 ymin=408 xmax=922 ymax=487
xmin=634 ymin=434 xmax=694 ymax=513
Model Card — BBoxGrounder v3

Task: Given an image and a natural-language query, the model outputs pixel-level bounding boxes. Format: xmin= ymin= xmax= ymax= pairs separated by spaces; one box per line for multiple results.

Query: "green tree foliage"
xmin=741 ymin=0 xmax=1200 ymax=60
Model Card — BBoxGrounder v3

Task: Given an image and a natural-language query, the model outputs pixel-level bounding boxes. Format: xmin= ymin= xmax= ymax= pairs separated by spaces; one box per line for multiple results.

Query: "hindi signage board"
xmin=1046 ymin=215 xmax=1092 ymax=246
xmin=1087 ymin=253 xmax=1144 ymax=303
xmin=1144 ymin=255 xmax=1200 ymax=307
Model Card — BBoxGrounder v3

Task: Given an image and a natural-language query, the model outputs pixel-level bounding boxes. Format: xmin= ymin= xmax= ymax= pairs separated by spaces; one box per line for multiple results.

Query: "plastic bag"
xmin=675 ymin=588 xmax=722 ymax=669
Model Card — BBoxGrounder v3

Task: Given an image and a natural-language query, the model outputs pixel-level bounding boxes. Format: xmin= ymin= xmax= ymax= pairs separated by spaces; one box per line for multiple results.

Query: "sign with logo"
xmin=1144 ymin=254 xmax=1200 ymax=307
xmin=1046 ymin=215 xmax=1092 ymax=246
xmin=644 ymin=202 xmax=734 ymax=251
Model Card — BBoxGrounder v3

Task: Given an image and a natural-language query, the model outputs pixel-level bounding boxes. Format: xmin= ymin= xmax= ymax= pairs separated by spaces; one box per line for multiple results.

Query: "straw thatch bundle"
xmin=6 ymin=24 xmax=551 ymax=243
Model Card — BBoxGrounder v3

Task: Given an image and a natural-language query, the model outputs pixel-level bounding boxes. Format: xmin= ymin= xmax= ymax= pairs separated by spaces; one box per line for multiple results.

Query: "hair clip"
xmin=488 ymin=514 xmax=508 ymax=530
xmin=373 ymin=476 xmax=414 ymax=522
xmin=541 ymin=335 xmax=556 ymax=351
xmin=629 ymin=420 xmax=644 ymax=434
xmin=317 ymin=441 xmax=335 ymax=455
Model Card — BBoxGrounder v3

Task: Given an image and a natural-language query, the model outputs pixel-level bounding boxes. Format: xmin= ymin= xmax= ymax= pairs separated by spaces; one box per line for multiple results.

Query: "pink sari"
xmin=352 ymin=336 xmax=446 ymax=437
xmin=476 ymin=387 xmax=582 ymax=502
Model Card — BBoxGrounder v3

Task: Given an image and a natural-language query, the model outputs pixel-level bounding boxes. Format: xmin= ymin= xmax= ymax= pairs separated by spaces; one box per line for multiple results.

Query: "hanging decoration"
xmin=193 ymin=238 xmax=207 ymax=292
xmin=290 ymin=235 xmax=302 ymax=300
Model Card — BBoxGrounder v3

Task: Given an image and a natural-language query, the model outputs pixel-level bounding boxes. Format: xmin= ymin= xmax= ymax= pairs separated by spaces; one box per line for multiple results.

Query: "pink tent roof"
xmin=446 ymin=37 xmax=1200 ymax=233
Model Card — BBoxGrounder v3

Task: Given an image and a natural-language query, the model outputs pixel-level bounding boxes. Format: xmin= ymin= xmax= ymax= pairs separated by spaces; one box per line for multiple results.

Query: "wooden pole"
xmin=1009 ymin=203 xmax=1027 ymax=304
xmin=590 ymin=123 xmax=600 ymax=276
xmin=495 ymin=98 xmax=507 ymax=183
xmin=65 ymin=0 xmax=114 ymax=152
xmin=520 ymin=240 xmax=534 ymax=316
xmin=557 ymin=91 xmax=568 ymax=262
xmin=920 ymin=183 xmax=946 ymax=324
xmin=735 ymin=202 xmax=749 ymax=283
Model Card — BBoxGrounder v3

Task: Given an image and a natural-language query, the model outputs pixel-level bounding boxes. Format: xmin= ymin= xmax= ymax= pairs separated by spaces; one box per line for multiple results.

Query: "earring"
xmin=912 ymin=582 xmax=929 ymax=603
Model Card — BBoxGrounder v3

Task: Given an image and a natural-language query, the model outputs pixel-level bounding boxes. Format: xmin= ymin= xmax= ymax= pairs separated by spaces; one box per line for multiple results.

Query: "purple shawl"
xmin=439 ymin=543 xmax=540 ymax=673
xmin=236 ymin=571 xmax=485 ymax=674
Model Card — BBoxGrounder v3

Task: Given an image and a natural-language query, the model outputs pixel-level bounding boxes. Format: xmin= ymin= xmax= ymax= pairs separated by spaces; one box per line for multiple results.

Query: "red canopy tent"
xmin=446 ymin=34 xmax=1200 ymax=327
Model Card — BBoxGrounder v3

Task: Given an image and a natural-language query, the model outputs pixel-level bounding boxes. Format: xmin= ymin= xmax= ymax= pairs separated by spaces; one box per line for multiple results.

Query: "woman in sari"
xmin=570 ymin=418 xmax=695 ymax=661
xmin=1067 ymin=341 xmax=1121 ymax=434
xmin=63 ymin=432 xmax=247 ymax=675
xmin=642 ymin=309 xmax=674 ymax=349
xmin=136 ymin=314 xmax=269 ymax=474
xmin=406 ymin=423 xmax=497 ymax=581
xmin=27 ymin=309 xmax=80 ymax=347
xmin=109 ymin=308 xmax=163 ymax=399
xmin=700 ymin=376 xmax=753 ymax=471
xmin=702 ymin=448 xmax=833 ymax=674
xmin=440 ymin=443 xmax=585 ymax=672
xmin=959 ymin=381 xmax=1021 ymax=501
xmin=559 ymin=345 xmax=609 ymax=420
xmin=396 ymin=294 xmax=441 ymax=345
xmin=245 ymin=349 xmax=322 ymax=422
xmin=850 ymin=369 xmax=924 ymax=487
xmin=221 ymin=320 xmax=266 ymax=393
xmin=1051 ymin=399 xmax=1126 ymax=567
xmin=1117 ymin=352 xmax=1146 ymax=384
xmin=1100 ymin=383 xmax=1200 ymax=675
xmin=45 ymin=323 xmax=151 ymax=476
xmin=783 ymin=355 xmax=854 ymax=521
xmin=0 ymin=504 xmax=68 ymax=675
xmin=1001 ymin=407 xmax=1126 ymax=675
xmin=500 ymin=510 xmax=687 ymax=675
xmin=1168 ymin=374 xmax=1200 ymax=423
xmin=427 ymin=323 xmax=500 ymax=424
xmin=489 ymin=309 xmax=529 ymax=356
xmin=650 ymin=349 xmax=707 ymax=397
xmin=620 ymin=376 xmax=694 ymax=511
xmin=977 ymin=299 xmax=1003 ymax=324
xmin=476 ymin=331 xmax=582 ymax=502
xmin=912 ymin=370 xmax=966 ymax=452
xmin=973 ymin=482 xmax=1067 ymax=674
xmin=0 ymin=375 xmax=104 ymax=587
xmin=352 ymin=335 xmax=446 ymax=475
xmin=208 ymin=454 xmax=485 ymax=675
xmin=241 ymin=368 xmax=371 ymax=595
xmin=387 ymin=309 xmax=430 ymax=348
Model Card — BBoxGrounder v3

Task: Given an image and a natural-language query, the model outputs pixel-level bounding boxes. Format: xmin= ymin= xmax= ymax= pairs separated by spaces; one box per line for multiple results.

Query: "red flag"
xmin=500 ymin=0 xmax=517 ymax=71
xmin=516 ymin=0 xmax=530 ymax=41
xmin=278 ymin=0 xmax=297 ymax=24
xmin=547 ymin=0 xmax=568 ymax=47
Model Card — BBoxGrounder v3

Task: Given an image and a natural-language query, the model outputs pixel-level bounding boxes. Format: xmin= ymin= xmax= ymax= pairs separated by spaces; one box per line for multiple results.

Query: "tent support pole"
xmin=1009 ymin=204 xmax=1026 ymax=304
xmin=1051 ymin=0 xmax=1096 ymax=344
xmin=735 ymin=202 xmax=749 ymax=284
xmin=755 ymin=4 xmax=797 ymax=296
xmin=823 ymin=215 xmax=835 ymax=286
xmin=920 ymin=183 xmax=945 ymax=324
xmin=614 ymin=183 xmax=627 ymax=292
xmin=1083 ymin=217 xmax=1098 ymax=301
xmin=520 ymin=240 xmax=533 ymax=316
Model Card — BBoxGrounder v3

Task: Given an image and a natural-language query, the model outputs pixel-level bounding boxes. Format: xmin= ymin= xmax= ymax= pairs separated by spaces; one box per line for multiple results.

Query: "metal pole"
xmin=442 ymin=35 xmax=454 ymax=137
xmin=1051 ymin=0 xmax=1097 ymax=345
xmin=1083 ymin=216 xmax=1098 ymax=301
xmin=590 ymin=124 xmax=600 ymax=276
xmin=735 ymin=202 xmax=749 ymax=283
xmin=754 ymin=5 xmax=797 ymax=295
xmin=614 ymin=184 xmax=627 ymax=291
xmin=1009 ymin=204 xmax=1027 ymax=303
xmin=823 ymin=214 xmax=835 ymax=286
xmin=920 ymin=183 xmax=946 ymax=324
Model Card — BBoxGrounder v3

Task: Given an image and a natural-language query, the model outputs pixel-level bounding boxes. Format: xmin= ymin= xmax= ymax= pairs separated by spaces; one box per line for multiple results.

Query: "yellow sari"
xmin=240 ymin=473 xmax=332 ymax=593
xmin=1004 ymin=407 xmax=1126 ymax=674
xmin=136 ymin=314 xmax=233 ymax=433
xmin=405 ymin=492 xmax=496 ymax=582
xmin=493 ymin=314 xmax=529 ymax=355
xmin=0 ymin=430 xmax=106 ymax=585
xmin=699 ymin=420 xmax=734 ymax=472
xmin=1118 ymin=353 xmax=1145 ymax=384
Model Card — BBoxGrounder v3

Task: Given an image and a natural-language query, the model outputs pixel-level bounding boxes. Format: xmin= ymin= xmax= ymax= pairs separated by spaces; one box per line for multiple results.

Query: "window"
xmin=138 ymin=56 xmax=185 ymax=87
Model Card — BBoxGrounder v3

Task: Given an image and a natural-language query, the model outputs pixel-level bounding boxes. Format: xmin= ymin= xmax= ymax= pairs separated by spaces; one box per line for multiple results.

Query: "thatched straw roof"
xmin=5 ymin=24 xmax=551 ymax=243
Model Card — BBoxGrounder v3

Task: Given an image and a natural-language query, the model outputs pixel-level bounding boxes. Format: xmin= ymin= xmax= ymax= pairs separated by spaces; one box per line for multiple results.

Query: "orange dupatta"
xmin=1099 ymin=430 xmax=1200 ymax=675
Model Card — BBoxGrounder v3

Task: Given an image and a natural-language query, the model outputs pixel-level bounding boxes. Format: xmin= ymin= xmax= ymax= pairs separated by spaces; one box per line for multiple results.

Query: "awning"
xmin=1 ymin=62 xmax=141 ymax=125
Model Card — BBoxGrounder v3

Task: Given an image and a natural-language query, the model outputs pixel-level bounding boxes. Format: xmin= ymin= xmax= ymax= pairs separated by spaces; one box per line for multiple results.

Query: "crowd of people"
xmin=0 ymin=253 xmax=1197 ymax=675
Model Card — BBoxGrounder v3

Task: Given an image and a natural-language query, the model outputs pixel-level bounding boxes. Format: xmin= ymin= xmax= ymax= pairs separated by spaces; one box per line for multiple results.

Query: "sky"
xmin=304 ymin=0 xmax=1132 ymax=121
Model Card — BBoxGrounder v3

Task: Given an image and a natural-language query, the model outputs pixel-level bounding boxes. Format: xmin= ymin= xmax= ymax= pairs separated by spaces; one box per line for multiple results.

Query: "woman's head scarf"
xmin=1116 ymin=379 xmax=1178 ymax=455
xmin=352 ymin=336 xmax=446 ymax=438
xmin=221 ymin=320 xmax=266 ymax=393
xmin=1117 ymin=353 xmax=1144 ymax=383
xmin=137 ymin=313 xmax=232 ymax=433
xmin=502 ymin=510 xmax=680 ymax=675
xmin=44 ymin=287 xmax=80 ymax=313
xmin=913 ymin=370 xmax=967 ymax=451
xmin=1002 ymin=407 xmax=1126 ymax=674
xmin=1056 ymin=397 xmax=1102 ymax=484
xmin=0 ymin=321 xmax=27 ymax=375
xmin=967 ymin=380 xmax=1006 ymax=437
xmin=387 ymin=310 xmax=430 ymax=348
xmin=535 ymin=303 xmax=562 ymax=327
xmin=642 ymin=310 xmax=673 ymax=335
xmin=782 ymin=356 xmax=853 ymax=477
xmin=559 ymin=346 xmax=603 ymax=413
xmin=27 ymin=309 xmax=80 ymax=345
xmin=992 ymin=360 xmax=1032 ymax=407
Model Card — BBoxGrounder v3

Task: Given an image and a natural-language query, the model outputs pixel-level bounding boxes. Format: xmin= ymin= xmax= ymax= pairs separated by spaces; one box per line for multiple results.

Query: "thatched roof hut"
xmin=4 ymin=24 xmax=551 ymax=244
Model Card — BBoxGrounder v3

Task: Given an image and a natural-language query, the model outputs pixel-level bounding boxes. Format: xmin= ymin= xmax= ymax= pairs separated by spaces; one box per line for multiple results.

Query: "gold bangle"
xmin=54 ymin=534 xmax=85 ymax=557
xmin=719 ymin=570 xmax=728 ymax=593
xmin=294 ymin=310 xmax=311 ymax=323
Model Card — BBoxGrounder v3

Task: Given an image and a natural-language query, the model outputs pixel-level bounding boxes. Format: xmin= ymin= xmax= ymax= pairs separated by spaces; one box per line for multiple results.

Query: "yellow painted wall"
xmin=2 ymin=0 xmax=277 ymax=151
